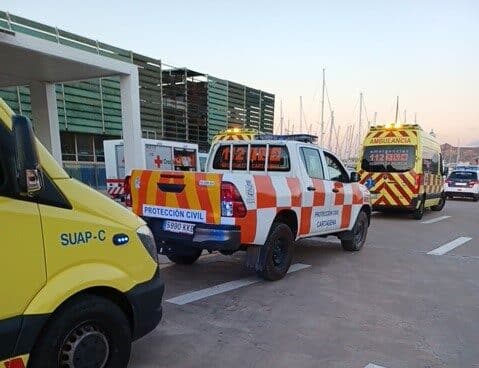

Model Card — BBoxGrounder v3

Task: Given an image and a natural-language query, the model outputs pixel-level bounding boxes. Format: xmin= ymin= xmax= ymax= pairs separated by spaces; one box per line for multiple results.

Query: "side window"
xmin=431 ymin=153 xmax=439 ymax=174
xmin=268 ymin=145 xmax=290 ymax=172
xmin=422 ymin=148 xmax=439 ymax=174
xmin=300 ymin=147 xmax=324 ymax=179
xmin=212 ymin=145 xmax=231 ymax=170
xmin=324 ymin=152 xmax=349 ymax=182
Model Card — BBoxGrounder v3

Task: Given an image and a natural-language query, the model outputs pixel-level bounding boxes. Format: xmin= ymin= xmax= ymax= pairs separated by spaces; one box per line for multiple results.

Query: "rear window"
xmin=212 ymin=145 xmax=232 ymax=170
xmin=212 ymin=144 xmax=290 ymax=172
xmin=449 ymin=171 xmax=477 ymax=180
xmin=173 ymin=148 xmax=197 ymax=171
xmin=361 ymin=145 xmax=415 ymax=172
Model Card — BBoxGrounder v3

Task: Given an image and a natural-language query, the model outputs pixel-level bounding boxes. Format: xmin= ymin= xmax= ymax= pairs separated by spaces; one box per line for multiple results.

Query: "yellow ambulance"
xmin=0 ymin=98 xmax=164 ymax=367
xmin=212 ymin=128 xmax=259 ymax=143
xmin=357 ymin=123 xmax=447 ymax=219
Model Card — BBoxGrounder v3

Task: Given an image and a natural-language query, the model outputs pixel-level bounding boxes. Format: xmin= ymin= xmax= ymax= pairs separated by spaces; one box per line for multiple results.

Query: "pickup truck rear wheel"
xmin=28 ymin=294 xmax=131 ymax=368
xmin=258 ymin=222 xmax=294 ymax=281
xmin=167 ymin=249 xmax=202 ymax=265
xmin=341 ymin=211 xmax=368 ymax=251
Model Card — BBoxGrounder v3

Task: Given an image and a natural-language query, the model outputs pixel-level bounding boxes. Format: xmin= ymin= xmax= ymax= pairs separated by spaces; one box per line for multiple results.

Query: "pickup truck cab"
xmin=0 ymin=99 xmax=164 ymax=367
xmin=130 ymin=138 xmax=371 ymax=280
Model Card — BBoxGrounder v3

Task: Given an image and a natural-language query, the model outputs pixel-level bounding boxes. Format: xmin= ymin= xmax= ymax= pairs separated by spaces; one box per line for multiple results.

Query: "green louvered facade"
xmin=0 ymin=11 xmax=274 ymax=154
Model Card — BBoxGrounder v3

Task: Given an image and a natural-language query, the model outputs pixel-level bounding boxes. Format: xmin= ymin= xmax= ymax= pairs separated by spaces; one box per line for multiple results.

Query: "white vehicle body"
xmin=129 ymin=138 xmax=373 ymax=280
xmin=104 ymin=138 xmax=200 ymax=198
xmin=444 ymin=170 xmax=479 ymax=200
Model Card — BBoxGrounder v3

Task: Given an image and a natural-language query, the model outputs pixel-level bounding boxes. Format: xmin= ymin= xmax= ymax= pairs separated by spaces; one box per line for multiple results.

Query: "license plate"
xmin=163 ymin=220 xmax=195 ymax=235
xmin=457 ymin=188 xmax=462 ymax=192
xmin=456 ymin=183 xmax=467 ymax=186
xmin=371 ymin=193 xmax=379 ymax=201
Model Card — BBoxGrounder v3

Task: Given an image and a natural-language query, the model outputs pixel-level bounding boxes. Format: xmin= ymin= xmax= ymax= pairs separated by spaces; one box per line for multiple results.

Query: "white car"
xmin=445 ymin=170 xmax=479 ymax=202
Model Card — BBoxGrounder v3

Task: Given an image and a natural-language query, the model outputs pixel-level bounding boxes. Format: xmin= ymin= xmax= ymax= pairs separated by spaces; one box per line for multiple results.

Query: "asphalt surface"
xmin=130 ymin=199 xmax=479 ymax=368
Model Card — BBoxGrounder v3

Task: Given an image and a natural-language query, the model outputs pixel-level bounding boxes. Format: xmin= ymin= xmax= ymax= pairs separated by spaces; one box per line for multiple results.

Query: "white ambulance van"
xmin=104 ymin=138 xmax=200 ymax=199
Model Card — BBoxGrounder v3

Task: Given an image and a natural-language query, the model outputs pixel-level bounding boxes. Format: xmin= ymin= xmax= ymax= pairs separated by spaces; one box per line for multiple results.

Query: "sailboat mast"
xmin=280 ymin=99 xmax=284 ymax=134
xmin=320 ymin=68 xmax=325 ymax=147
xmin=299 ymin=96 xmax=303 ymax=133
xmin=394 ymin=96 xmax=399 ymax=124
xmin=328 ymin=110 xmax=334 ymax=150
xmin=335 ymin=124 xmax=341 ymax=155
xmin=357 ymin=92 xmax=363 ymax=155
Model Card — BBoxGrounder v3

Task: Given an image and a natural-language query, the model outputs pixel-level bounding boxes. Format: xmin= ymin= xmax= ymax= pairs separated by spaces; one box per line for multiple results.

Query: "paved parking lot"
xmin=130 ymin=200 xmax=478 ymax=368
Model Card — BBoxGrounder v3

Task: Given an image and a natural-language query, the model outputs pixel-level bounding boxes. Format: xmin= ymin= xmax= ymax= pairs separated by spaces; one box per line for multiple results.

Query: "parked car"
xmin=445 ymin=170 xmax=479 ymax=201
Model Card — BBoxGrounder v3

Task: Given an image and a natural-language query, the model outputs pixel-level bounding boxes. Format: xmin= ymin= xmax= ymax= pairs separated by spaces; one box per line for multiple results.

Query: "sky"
xmin=3 ymin=0 xmax=479 ymax=146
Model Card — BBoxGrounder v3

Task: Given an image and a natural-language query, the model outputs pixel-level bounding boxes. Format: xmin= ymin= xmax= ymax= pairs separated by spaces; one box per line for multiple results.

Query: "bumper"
xmin=145 ymin=218 xmax=242 ymax=255
xmin=372 ymin=196 xmax=419 ymax=211
xmin=126 ymin=268 xmax=165 ymax=340
xmin=445 ymin=190 xmax=478 ymax=198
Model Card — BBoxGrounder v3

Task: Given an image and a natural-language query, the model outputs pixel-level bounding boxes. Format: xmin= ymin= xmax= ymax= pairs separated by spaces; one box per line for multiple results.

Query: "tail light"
xmin=468 ymin=180 xmax=478 ymax=187
xmin=415 ymin=174 xmax=423 ymax=192
xmin=124 ymin=175 xmax=132 ymax=207
xmin=446 ymin=179 xmax=453 ymax=185
xmin=221 ymin=182 xmax=247 ymax=218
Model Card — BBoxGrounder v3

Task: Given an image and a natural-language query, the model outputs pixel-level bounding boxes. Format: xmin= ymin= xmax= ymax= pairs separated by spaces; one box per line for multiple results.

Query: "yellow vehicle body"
xmin=212 ymin=128 xmax=259 ymax=143
xmin=0 ymin=99 xmax=163 ymax=366
xmin=357 ymin=124 xmax=445 ymax=214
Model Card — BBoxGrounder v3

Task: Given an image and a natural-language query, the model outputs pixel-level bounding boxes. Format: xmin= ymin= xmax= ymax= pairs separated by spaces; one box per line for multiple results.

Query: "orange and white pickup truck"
xmin=128 ymin=137 xmax=371 ymax=280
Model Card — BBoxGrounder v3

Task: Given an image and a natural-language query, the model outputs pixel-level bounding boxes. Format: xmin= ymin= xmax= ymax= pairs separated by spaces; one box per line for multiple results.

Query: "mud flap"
xmin=336 ymin=230 xmax=353 ymax=241
xmin=245 ymin=245 xmax=267 ymax=271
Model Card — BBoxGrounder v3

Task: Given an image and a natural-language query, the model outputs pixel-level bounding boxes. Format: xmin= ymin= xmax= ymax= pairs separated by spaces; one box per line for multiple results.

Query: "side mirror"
xmin=12 ymin=115 xmax=43 ymax=196
xmin=350 ymin=171 xmax=360 ymax=182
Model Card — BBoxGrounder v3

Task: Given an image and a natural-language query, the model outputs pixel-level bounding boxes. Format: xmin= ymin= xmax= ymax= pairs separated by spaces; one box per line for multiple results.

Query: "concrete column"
xmin=30 ymin=82 xmax=63 ymax=164
xmin=120 ymin=69 xmax=143 ymax=174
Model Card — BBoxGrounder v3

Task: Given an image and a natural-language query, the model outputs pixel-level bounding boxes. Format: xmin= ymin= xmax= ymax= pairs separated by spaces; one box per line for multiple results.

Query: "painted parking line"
xmin=166 ymin=263 xmax=311 ymax=305
xmin=421 ymin=215 xmax=451 ymax=224
xmin=427 ymin=236 xmax=472 ymax=256
xmin=365 ymin=364 xmax=387 ymax=368
xmin=159 ymin=263 xmax=175 ymax=270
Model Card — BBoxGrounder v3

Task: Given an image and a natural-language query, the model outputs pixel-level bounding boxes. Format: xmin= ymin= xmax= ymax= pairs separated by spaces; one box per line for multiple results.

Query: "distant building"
xmin=0 ymin=11 xmax=274 ymax=189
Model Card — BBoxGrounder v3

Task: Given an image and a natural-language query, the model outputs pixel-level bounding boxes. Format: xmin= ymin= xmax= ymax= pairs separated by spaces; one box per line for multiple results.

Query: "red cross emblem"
xmin=154 ymin=155 xmax=163 ymax=168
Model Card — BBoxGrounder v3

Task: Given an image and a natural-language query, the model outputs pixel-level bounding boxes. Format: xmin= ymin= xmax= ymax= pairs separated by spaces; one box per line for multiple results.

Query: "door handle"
xmin=332 ymin=188 xmax=339 ymax=193
xmin=307 ymin=186 xmax=316 ymax=191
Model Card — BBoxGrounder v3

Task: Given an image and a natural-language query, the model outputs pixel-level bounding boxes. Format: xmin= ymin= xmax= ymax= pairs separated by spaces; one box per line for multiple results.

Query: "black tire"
xmin=167 ymin=249 xmax=202 ymax=265
xmin=341 ymin=211 xmax=368 ymax=251
xmin=412 ymin=196 xmax=426 ymax=220
xmin=29 ymin=294 xmax=131 ymax=368
xmin=258 ymin=222 xmax=294 ymax=281
xmin=431 ymin=192 xmax=446 ymax=211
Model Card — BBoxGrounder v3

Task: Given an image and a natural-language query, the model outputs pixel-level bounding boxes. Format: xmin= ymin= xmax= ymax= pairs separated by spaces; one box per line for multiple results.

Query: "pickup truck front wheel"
xmin=167 ymin=249 xmax=202 ymax=265
xmin=258 ymin=222 xmax=294 ymax=281
xmin=341 ymin=211 xmax=368 ymax=251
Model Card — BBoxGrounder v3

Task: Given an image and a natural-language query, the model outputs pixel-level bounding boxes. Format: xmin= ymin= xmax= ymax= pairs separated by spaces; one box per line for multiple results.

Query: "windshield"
xmin=361 ymin=145 xmax=416 ymax=172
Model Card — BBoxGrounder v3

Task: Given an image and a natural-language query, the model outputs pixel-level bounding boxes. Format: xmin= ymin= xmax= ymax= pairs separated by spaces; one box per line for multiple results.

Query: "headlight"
xmin=137 ymin=225 xmax=158 ymax=264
